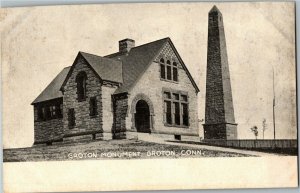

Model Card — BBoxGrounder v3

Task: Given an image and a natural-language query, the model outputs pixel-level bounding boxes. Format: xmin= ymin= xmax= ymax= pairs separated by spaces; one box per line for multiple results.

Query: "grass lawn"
xmin=3 ymin=139 xmax=253 ymax=162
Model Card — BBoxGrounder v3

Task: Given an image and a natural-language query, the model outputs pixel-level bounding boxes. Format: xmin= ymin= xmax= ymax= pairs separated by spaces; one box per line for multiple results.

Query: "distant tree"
xmin=250 ymin=126 xmax=259 ymax=140
xmin=262 ymin=118 xmax=268 ymax=139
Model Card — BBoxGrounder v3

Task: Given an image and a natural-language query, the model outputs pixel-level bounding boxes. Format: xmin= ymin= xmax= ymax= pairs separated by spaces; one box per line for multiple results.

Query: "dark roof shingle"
xmin=32 ymin=67 xmax=70 ymax=104
xmin=80 ymin=52 xmax=123 ymax=83
xmin=106 ymin=38 xmax=168 ymax=94
xmin=32 ymin=52 xmax=123 ymax=104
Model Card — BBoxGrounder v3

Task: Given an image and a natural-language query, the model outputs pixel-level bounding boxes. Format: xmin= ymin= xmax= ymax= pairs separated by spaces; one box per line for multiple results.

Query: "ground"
xmin=3 ymin=139 xmax=255 ymax=162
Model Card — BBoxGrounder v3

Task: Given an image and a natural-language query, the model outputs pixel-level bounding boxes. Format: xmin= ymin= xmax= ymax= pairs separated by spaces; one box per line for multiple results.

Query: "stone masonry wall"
xmin=204 ymin=7 xmax=237 ymax=140
xmin=33 ymin=105 xmax=63 ymax=144
xmin=126 ymin=42 xmax=199 ymax=136
xmin=205 ymin=11 xmax=225 ymax=124
xmin=62 ymin=56 xmax=103 ymax=138
xmin=205 ymin=8 xmax=235 ymax=124
xmin=203 ymin=124 xmax=226 ymax=139
xmin=226 ymin=124 xmax=238 ymax=139
xmin=113 ymin=94 xmax=128 ymax=139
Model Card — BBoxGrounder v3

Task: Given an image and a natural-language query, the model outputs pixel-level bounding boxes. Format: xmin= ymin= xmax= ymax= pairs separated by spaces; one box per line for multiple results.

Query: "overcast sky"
xmin=1 ymin=2 xmax=296 ymax=148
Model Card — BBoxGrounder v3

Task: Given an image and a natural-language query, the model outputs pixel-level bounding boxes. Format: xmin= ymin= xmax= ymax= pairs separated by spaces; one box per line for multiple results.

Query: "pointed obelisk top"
xmin=209 ymin=5 xmax=222 ymax=15
xmin=204 ymin=4 xmax=237 ymax=140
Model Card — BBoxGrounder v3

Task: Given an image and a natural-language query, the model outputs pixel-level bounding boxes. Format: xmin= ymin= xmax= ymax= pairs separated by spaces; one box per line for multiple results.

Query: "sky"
xmin=1 ymin=2 xmax=296 ymax=148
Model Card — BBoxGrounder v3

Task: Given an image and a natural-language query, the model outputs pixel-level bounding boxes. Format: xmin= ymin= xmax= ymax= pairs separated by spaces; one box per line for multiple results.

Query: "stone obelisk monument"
xmin=203 ymin=6 xmax=237 ymax=140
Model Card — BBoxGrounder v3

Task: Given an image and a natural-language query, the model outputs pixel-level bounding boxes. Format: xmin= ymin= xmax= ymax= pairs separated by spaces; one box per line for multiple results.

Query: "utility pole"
xmin=272 ymin=66 xmax=276 ymax=139
xmin=262 ymin=118 xmax=267 ymax=140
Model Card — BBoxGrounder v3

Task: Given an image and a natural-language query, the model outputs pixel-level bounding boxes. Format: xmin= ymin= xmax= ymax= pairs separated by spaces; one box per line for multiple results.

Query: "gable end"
xmin=165 ymin=40 xmax=200 ymax=93
xmin=60 ymin=52 xmax=102 ymax=92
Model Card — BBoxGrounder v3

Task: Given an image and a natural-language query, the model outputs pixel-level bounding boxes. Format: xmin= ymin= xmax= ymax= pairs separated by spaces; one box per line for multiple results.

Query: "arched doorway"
xmin=135 ymin=100 xmax=151 ymax=133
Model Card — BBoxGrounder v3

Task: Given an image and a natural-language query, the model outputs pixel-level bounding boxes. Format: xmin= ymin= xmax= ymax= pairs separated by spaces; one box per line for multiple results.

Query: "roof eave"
xmin=167 ymin=39 xmax=200 ymax=93
xmin=31 ymin=97 xmax=63 ymax=105
xmin=60 ymin=52 xmax=104 ymax=92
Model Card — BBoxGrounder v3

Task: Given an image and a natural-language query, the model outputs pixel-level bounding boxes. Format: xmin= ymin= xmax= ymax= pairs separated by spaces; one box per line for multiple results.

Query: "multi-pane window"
xmin=182 ymin=103 xmax=189 ymax=126
xmin=163 ymin=90 xmax=189 ymax=127
xmin=160 ymin=58 xmax=178 ymax=82
xmin=45 ymin=106 xmax=51 ymax=120
xmin=37 ymin=107 xmax=45 ymax=121
xmin=173 ymin=62 xmax=178 ymax=81
xmin=76 ymin=71 xmax=87 ymax=101
xmin=50 ymin=106 xmax=56 ymax=117
xmin=68 ymin=108 xmax=75 ymax=129
xmin=160 ymin=58 xmax=165 ymax=79
xmin=89 ymin=97 xmax=98 ymax=117
xmin=37 ymin=102 xmax=63 ymax=121
xmin=166 ymin=60 xmax=172 ymax=80
xmin=164 ymin=92 xmax=172 ymax=124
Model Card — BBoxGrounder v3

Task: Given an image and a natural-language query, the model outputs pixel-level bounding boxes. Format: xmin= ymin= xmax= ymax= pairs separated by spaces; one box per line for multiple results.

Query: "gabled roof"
xmin=32 ymin=37 xmax=199 ymax=104
xmin=31 ymin=67 xmax=71 ymax=104
xmin=32 ymin=52 xmax=123 ymax=105
xmin=106 ymin=38 xmax=169 ymax=94
xmin=167 ymin=38 xmax=200 ymax=93
xmin=80 ymin=52 xmax=123 ymax=84
xmin=106 ymin=37 xmax=200 ymax=94
xmin=60 ymin=52 xmax=123 ymax=92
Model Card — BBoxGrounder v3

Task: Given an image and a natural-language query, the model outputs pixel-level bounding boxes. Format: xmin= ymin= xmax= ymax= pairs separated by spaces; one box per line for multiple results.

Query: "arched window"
xmin=166 ymin=60 xmax=172 ymax=80
xmin=76 ymin=71 xmax=87 ymax=101
xmin=159 ymin=57 xmax=178 ymax=82
xmin=160 ymin=58 xmax=165 ymax=79
xmin=173 ymin=62 xmax=178 ymax=81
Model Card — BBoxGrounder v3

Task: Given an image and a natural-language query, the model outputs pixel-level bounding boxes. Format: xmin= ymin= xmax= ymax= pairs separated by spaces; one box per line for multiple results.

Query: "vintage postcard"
xmin=1 ymin=1 xmax=298 ymax=192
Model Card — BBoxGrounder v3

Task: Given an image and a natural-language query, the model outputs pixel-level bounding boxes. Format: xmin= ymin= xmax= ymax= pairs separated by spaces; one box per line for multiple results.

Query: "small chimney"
xmin=119 ymin=38 xmax=135 ymax=53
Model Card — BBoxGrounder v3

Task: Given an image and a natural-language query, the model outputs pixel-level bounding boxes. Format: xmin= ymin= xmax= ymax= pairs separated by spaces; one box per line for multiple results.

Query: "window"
xmin=166 ymin=60 xmax=172 ymax=80
xmin=37 ymin=107 xmax=45 ymax=121
xmin=160 ymin=59 xmax=165 ymax=79
xmin=56 ymin=104 xmax=63 ymax=118
xmin=37 ymin=102 xmax=63 ymax=121
xmin=45 ymin=106 xmax=51 ymax=120
xmin=163 ymin=90 xmax=189 ymax=127
xmin=50 ymin=106 xmax=56 ymax=118
xmin=89 ymin=97 xmax=98 ymax=116
xmin=174 ymin=135 xmax=181 ymax=140
xmin=165 ymin=100 xmax=172 ymax=124
xmin=160 ymin=58 xmax=179 ymax=82
xmin=182 ymin=103 xmax=189 ymax=126
xmin=76 ymin=71 xmax=87 ymax=101
xmin=68 ymin=108 xmax=75 ymax=129
xmin=173 ymin=62 xmax=178 ymax=81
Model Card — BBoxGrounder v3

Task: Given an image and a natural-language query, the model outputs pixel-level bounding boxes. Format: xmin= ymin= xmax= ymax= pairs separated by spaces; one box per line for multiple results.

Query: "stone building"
xmin=31 ymin=37 xmax=200 ymax=145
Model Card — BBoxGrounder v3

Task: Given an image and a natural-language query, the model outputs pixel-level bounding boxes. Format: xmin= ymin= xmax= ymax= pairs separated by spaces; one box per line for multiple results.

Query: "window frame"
xmin=49 ymin=105 xmax=56 ymax=118
xmin=162 ymin=89 xmax=189 ymax=128
xmin=160 ymin=58 xmax=166 ymax=79
xmin=76 ymin=71 xmax=88 ymax=102
xmin=89 ymin=97 xmax=98 ymax=117
xmin=68 ymin=108 xmax=76 ymax=129
xmin=37 ymin=106 xmax=45 ymax=121
xmin=36 ymin=100 xmax=63 ymax=122
xmin=159 ymin=57 xmax=179 ymax=83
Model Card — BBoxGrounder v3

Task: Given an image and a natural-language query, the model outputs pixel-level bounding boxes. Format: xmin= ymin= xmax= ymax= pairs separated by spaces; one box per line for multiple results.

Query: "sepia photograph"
xmin=1 ymin=1 xmax=298 ymax=192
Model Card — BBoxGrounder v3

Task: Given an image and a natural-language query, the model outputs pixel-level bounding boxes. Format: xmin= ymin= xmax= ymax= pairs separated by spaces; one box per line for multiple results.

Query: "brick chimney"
xmin=119 ymin=38 xmax=135 ymax=53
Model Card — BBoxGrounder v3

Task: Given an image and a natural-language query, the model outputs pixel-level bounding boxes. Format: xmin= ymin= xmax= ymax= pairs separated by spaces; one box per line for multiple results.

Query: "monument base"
xmin=203 ymin=123 xmax=238 ymax=140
